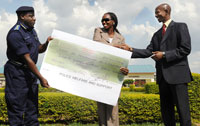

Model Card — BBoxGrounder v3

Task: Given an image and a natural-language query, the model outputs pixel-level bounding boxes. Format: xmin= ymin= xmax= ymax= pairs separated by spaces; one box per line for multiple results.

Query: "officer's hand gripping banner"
xmin=40 ymin=29 xmax=131 ymax=106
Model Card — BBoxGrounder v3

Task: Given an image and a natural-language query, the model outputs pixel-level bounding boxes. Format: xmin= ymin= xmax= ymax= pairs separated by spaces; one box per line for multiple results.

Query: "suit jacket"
xmin=132 ymin=21 xmax=193 ymax=84
xmin=93 ymin=27 xmax=125 ymax=45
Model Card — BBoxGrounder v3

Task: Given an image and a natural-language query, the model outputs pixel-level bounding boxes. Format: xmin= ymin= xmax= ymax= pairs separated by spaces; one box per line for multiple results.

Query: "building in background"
xmin=125 ymin=65 xmax=156 ymax=86
xmin=0 ymin=73 xmax=5 ymax=88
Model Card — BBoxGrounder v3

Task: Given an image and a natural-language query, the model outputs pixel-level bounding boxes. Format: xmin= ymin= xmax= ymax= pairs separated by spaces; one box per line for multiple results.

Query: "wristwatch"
xmin=162 ymin=52 xmax=166 ymax=58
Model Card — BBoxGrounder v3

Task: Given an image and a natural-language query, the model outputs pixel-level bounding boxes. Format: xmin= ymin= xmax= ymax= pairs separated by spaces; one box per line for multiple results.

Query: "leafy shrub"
xmin=145 ymin=82 xmax=159 ymax=94
xmin=121 ymin=84 xmax=145 ymax=92
xmin=129 ymin=84 xmax=135 ymax=91
xmin=123 ymin=79 xmax=134 ymax=87
xmin=188 ymin=73 xmax=200 ymax=121
xmin=0 ymin=92 xmax=162 ymax=123
xmin=144 ymin=73 xmax=200 ymax=121
xmin=39 ymin=86 xmax=61 ymax=93
xmin=121 ymin=85 xmax=144 ymax=92
xmin=0 ymin=93 xmax=7 ymax=123
xmin=0 ymin=85 xmax=60 ymax=93
xmin=0 ymin=92 xmax=199 ymax=123
xmin=38 ymin=93 xmax=98 ymax=123
xmin=121 ymin=87 xmax=130 ymax=92
xmin=119 ymin=94 xmax=161 ymax=123
xmin=0 ymin=73 xmax=199 ymax=123
xmin=133 ymin=87 xmax=145 ymax=92
xmin=0 ymin=88 xmax=4 ymax=93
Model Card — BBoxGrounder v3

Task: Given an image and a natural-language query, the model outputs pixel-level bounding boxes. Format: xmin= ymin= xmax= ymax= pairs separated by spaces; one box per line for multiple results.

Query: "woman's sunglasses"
xmin=101 ymin=18 xmax=112 ymax=23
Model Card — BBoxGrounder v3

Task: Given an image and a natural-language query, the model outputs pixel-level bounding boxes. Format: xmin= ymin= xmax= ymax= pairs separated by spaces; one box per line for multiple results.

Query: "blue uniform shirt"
xmin=6 ymin=21 xmax=41 ymax=64
xmin=4 ymin=20 xmax=41 ymax=125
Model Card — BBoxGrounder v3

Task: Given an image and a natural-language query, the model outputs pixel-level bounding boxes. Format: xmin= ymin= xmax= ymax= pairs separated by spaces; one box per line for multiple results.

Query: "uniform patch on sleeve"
xmin=14 ymin=25 xmax=21 ymax=30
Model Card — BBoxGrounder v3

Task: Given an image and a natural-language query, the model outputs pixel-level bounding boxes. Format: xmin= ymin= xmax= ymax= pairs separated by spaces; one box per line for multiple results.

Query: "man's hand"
xmin=120 ymin=67 xmax=129 ymax=75
xmin=39 ymin=36 xmax=53 ymax=53
xmin=114 ymin=43 xmax=133 ymax=51
xmin=23 ymin=53 xmax=50 ymax=88
xmin=46 ymin=36 xmax=53 ymax=43
xmin=151 ymin=51 xmax=164 ymax=61
xmin=40 ymin=77 xmax=50 ymax=88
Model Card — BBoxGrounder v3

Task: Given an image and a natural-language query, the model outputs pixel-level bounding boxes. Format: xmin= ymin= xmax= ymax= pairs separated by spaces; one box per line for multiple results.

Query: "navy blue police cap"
xmin=16 ymin=6 xmax=34 ymax=14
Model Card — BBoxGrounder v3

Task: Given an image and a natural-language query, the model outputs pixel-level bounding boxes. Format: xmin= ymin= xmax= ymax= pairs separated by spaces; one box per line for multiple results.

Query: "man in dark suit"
xmin=117 ymin=3 xmax=193 ymax=126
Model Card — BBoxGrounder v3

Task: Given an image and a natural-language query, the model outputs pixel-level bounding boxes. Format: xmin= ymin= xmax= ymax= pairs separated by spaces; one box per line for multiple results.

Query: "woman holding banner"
xmin=93 ymin=12 xmax=129 ymax=126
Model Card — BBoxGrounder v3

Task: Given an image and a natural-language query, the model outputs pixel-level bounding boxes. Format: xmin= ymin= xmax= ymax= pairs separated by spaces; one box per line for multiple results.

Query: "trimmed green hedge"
xmin=0 ymin=92 xmax=199 ymax=124
xmin=145 ymin=82 xmax=159 ymax=94
xmin=0 ymin=86 xmax=61 ymax=93
xmin=0 ymin=92 xmax=161 ymax=124
xmin=133 ymin=87 xmax=145 ymax=92
xmin=121 ymin=87 xmax=130 ymax=92
xmin=129 ymin=84 xmax=135 ymax=91
xmin=144 ymin=73 xmax=200 ymax=121
xmin=188 ymin=73 xmax=200 ymax=121
xmin=0 ymin=88 xmax=4 ymax=93
xmin=0 ymin=93 xmax=7 ymax=122
xmin=121 ymin=85 xmax=145 ymax=92
xmin=38 ymin=93 xmax=98 ymax=123
xmin=38 ymin=85 xmax=61 ymax=93
xmin=119 ymin=94 xmax=161 ymax=123
xmin=0 ymin=73 xmax=199 ymax=123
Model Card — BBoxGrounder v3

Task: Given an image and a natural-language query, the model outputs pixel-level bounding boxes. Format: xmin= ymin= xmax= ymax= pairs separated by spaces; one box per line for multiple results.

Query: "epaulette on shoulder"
xmin=14 ymin=25 xmax=21 ymax=30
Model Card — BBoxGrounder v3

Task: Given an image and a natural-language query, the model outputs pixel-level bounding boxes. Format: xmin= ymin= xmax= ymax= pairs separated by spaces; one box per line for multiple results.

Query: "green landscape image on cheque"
xmin=44 ymin=39 xmax=129 ymax=84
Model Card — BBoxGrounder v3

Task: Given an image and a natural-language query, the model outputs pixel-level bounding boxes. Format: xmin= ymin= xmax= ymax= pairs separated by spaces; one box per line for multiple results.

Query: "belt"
xmin=8 ymin=60 xmax=28 ymax=68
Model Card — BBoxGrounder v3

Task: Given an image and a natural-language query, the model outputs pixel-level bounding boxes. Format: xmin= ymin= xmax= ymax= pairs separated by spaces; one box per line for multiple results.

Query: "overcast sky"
xmin=0 ymin=0 xmax=199 ymax=73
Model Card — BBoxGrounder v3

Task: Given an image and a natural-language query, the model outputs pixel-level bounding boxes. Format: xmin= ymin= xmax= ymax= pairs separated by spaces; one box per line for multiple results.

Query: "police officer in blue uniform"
xmin=4 ymin=6 xmax=52 ymax=126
